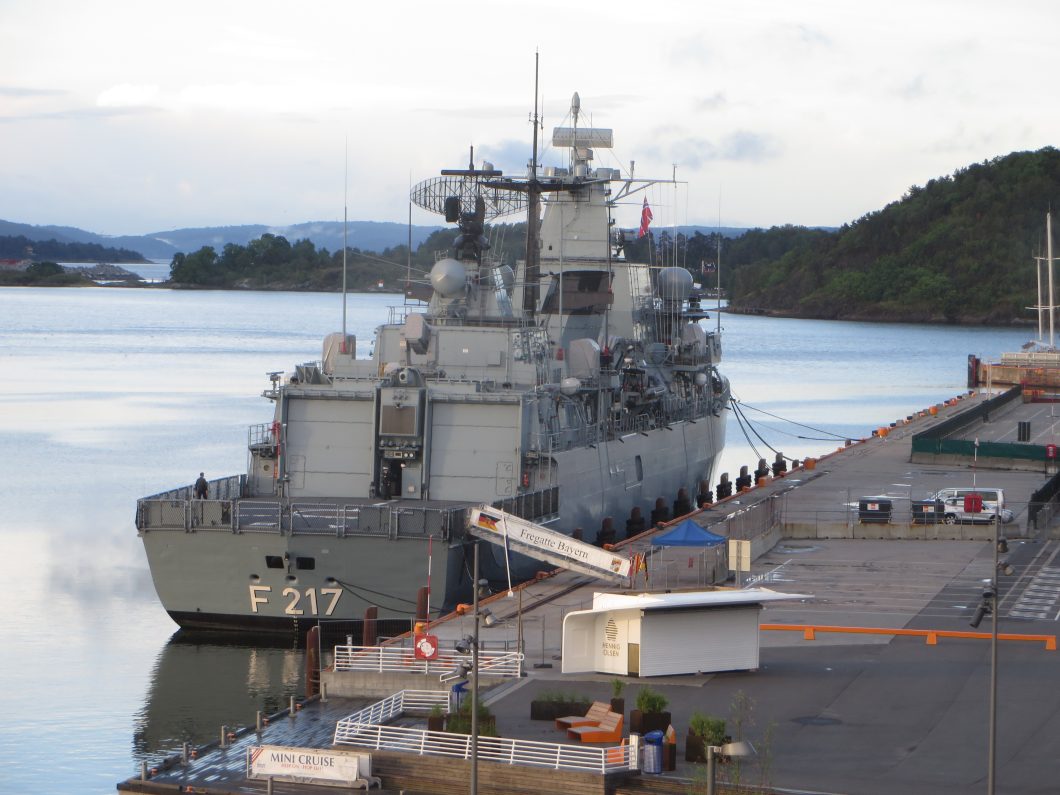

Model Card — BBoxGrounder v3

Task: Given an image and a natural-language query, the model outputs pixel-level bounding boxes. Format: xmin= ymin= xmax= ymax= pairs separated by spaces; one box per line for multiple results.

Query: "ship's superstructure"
xmin=137 ymin=93 xmax=729 ymax=632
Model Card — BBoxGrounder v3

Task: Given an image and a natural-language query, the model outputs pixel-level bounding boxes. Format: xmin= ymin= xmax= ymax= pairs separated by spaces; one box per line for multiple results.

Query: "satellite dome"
xmin=560 ymin=377 xmax=581 ymax=395
xmin=430 ymin=258 xmax=467 ymax=298
xmin=656 ymin=266 xmax=693 ymax=302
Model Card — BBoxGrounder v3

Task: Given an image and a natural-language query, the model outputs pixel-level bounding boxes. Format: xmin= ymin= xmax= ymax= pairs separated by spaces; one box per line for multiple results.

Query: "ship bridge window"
xmin=265 ymin=555 xmax=284 ymax=569
xmin=540 ymin=270 xmax=613 ymax=315
xmin=296 ymin=556 xmax=316 ymax=570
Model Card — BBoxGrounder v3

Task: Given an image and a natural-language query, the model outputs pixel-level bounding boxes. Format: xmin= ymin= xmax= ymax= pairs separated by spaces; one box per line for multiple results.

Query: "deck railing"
xmin=333 ymin=645 xmax=523 ymax=678
xmin=137 ymin=491 xmax=459 ymax=539
xmin=333 ymin=689 xmax=637 ymax=774
xmin=335 ymin=723 xmax=636 ymax=773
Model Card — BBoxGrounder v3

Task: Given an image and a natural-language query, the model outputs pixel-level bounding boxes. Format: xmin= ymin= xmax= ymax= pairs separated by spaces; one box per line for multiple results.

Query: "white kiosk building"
xmin=561 ymin=589 xmax=809 ymax=677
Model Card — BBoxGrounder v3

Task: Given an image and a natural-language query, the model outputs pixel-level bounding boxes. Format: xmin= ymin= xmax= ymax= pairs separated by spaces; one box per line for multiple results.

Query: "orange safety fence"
xmin=760 ymin=623 xmax=1056 ymax=651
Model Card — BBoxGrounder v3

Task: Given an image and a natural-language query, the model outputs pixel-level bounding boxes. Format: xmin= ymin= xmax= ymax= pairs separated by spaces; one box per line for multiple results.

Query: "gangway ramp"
xmin=466 ymin=506 xmax=631 ymax=584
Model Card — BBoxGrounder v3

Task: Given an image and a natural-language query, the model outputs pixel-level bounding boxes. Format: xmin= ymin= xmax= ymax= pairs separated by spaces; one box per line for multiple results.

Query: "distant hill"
xmin=728 ymin=147 xmax=1060 ymax=324
xmin=0 ymin=219 xmax=444 ymax=260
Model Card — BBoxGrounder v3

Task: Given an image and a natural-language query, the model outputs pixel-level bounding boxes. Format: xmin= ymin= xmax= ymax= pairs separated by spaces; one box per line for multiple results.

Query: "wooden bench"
xmin=555 ymin=701 xmax=611 ymax=731
xmin=568 ymin=711 xmax=623 ymax=744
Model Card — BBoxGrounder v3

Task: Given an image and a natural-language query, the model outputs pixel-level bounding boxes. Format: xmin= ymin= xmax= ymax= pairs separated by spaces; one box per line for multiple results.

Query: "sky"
xmin=1 ymin=0 xmax=1058 ymax=237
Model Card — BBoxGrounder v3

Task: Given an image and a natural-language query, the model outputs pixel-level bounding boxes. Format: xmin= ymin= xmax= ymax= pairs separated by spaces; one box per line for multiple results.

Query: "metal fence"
xmin=137 ymin=495 xmax=458 ymax=539
xmin=333 ymin=645 xmax=524 ymax=678
xmin=334 ymin=723 xmax=637 ymax=773
xmin=645 ymin=544 xmax=727 ymax=590
xmin=780 ymin=498 xmax=1031 ymax=537
xmin=333 ymin=689 xmax=637 ymax=773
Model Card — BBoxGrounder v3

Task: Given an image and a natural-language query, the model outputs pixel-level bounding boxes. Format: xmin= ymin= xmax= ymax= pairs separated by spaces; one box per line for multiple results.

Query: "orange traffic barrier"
xmin=760 ymin=623 xmax=1056 ymax=651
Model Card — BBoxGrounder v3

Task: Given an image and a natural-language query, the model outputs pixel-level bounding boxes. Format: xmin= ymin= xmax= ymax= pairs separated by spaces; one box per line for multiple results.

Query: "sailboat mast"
xmin=1037 ymin=243 xmax=1044 ymax=346
xmin=1050 ymin=211 xmax=1055 ymax=348
xmin=523 ymin=53 xmax=541 ymax=317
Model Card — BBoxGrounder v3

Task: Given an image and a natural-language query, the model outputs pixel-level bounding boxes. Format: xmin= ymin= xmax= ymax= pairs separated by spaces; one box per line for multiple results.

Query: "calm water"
xmin=0 ymin=285 xmax=1030 ymax=793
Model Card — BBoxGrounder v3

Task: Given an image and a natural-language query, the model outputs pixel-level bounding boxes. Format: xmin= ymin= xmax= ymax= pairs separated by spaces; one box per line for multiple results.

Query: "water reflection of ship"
xmin=132 ymin=632 xmax=304 ymax=764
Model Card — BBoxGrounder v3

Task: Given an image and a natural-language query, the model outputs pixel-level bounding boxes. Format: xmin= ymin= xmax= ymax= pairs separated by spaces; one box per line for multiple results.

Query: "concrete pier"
xmin=118 ymin=389 xmax=1060 ymax=795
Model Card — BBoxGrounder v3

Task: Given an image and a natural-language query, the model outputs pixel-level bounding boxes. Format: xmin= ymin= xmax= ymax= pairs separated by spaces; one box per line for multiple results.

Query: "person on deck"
xmin=194 ymin=472 xmax=208 ymax=500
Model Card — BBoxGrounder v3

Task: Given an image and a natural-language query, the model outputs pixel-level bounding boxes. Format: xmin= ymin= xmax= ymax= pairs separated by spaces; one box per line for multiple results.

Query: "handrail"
xmin=333 ymin=689 xmax=636 ymax=774
xmin=333 ymin=645 xmax=524 ymax=677
xmin=760 ymin=623 xmax=1056 ymax=651
xmin=137 ymin=495 xmax=457 ymax=538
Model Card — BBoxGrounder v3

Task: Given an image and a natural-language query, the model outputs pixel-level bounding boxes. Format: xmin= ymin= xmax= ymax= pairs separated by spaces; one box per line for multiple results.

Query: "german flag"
xmin=476 ymin=511 xmax=501 ymax=531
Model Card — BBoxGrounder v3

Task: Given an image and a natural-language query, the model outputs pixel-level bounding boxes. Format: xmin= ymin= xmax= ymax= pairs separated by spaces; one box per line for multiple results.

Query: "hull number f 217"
xmin=248 ymin=585 xmax=342 ymax=616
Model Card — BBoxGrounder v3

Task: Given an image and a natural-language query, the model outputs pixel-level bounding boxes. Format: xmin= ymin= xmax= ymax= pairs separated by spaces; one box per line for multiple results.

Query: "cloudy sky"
xmin=2 ymin=0 xmax=1056 ymax=236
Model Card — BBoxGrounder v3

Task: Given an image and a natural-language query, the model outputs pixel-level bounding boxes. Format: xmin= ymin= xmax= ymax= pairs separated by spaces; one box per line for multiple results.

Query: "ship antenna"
xmin=523 ymin=51 xmax=542 ymax=318
xmin=716 ymin=192 xmax=722 ymax=335
xmin=341 ymin=137 xmax=349 ymax=352
xmin=407 ymin=171 xmax=413 ymax=302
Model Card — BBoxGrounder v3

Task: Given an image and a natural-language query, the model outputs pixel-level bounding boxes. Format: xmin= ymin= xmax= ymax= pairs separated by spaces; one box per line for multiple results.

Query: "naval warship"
xmin=136 ymin=92 xmax=730 ymax=632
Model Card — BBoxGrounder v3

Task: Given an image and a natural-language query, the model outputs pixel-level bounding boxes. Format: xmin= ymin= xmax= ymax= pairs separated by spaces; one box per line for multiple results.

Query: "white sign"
xmin=247 ymin=745 xmax=369 ymax=788
xmin=467 ymin=506 xmax=631 ymax=582
xmin=728 ymin=539 xmax=751 ymax=572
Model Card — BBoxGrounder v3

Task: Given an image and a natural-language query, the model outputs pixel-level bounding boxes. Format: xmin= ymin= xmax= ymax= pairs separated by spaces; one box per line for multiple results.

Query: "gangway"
xmin=466 ymin=506 xmax=631 ymax=584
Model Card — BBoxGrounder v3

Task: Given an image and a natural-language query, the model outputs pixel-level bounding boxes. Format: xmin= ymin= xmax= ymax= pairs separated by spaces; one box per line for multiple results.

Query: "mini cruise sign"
xmin=467 ymin=506 xmax=631 ymax=583
xmin=247 ymin=745 xmax=371 ymax=788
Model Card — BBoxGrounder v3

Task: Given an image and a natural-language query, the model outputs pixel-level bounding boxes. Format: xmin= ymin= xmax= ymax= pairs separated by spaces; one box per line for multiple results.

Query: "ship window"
xmin=296 ymin=556 xmax=315 ymax=570
xmin=265 ymin=555 xmax=284 ymax=569
xmin=635 ymin=455 xmax=644 ymax=482
xmin=381 ymin=404 xmax=418 ymax=436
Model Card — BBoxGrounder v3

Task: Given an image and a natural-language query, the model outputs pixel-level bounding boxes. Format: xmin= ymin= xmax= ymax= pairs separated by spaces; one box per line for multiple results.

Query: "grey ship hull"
xmin=140 ymin=411 xmax=724 ymax=634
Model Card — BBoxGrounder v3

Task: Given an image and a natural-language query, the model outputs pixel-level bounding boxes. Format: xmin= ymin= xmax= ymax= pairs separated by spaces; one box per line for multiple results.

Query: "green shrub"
xmin=635 ymin=686 xmax=669 ymax=713
xmin=536 ymin=690 xmax=589 ymax=704
xmin=689 ymin=712 xmax=726 ymax=745
xmin=611 ymin=679 xmax=626 ymax=699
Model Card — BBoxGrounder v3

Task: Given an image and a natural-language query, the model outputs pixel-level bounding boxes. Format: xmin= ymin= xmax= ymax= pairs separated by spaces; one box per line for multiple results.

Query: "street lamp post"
xmin=972 ymin=512 xmax=1011 ymax=795
xmin=471 ymin=540 xmax=480 ymax=795
xmin=704 ymin=741 xmax=755 ymax=795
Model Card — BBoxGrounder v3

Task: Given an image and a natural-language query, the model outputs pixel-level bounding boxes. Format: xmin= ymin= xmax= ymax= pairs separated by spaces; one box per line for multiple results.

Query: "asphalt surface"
xmin=484 ymin=538 xmax=1060 ymax=795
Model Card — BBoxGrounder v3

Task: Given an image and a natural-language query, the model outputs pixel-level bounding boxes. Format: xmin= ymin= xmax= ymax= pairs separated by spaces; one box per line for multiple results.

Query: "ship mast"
xmin=1033 ymin=211 xmax=1057 ymax=349
xmin=341 ymin=139 xmax=349 ymax=352
xmin=523 ymin=52 xmax=542 ymax=317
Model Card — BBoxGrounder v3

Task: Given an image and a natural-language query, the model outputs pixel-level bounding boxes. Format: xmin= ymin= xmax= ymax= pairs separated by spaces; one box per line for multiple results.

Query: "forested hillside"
xmin=0 ymin=234 xmax=145 ymax=263
xmin=728 ymin=147 xmax=1060 ymax=323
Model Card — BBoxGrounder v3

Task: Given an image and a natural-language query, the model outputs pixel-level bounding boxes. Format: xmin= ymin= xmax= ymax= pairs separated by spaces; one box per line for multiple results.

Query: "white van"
xmin=929 ymin=487 xmax=1013 ymax=524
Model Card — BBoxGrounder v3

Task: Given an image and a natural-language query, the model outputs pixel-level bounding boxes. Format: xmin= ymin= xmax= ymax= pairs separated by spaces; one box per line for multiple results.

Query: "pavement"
xmin=478 ymin=537 xmax=1060 ymax=795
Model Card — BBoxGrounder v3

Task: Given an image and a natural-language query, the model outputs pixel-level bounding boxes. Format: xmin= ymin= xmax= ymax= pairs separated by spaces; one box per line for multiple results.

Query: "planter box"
xmin=685 ymin=732 xmax=732 ymax=763
xmin=446 ymin=715 xmax=496 ymax=734
xmin=530 ymin=700 xmax=591 ymax=722
xmin=629 ymin=709 xmax=671 ymax=735
xmin=685 ymin=732 xmax=705 ymax=763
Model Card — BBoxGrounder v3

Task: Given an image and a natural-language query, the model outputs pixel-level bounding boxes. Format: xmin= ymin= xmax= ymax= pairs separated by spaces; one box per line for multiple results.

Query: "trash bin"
xmin=643 ymin=730 xmax=664 ymax=774
xmin=858 ymin=497 xmax=892 ymax=524
xmin=911 ymin=500 xmax=943 ymax=524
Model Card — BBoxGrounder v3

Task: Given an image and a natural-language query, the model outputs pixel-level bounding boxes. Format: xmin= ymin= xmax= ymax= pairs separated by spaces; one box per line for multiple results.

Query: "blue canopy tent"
xmin=650 ymin=518 xmax=726 ymax=546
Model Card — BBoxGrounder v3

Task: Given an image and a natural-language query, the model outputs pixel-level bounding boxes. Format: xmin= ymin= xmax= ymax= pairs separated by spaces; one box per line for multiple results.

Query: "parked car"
xmin=929 ymin=487 xmax=1014 ymax=524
